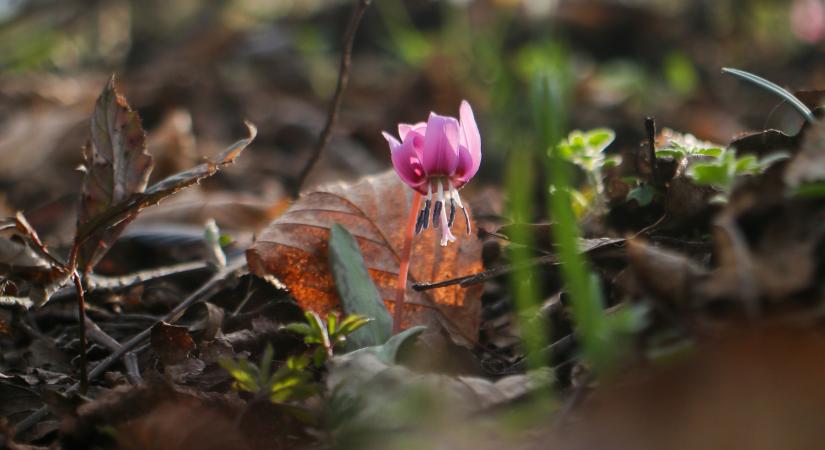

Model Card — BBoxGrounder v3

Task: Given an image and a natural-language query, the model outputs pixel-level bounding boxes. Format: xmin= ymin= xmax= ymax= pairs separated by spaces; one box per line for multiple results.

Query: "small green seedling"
xmin=556 ymin=128 xmax=619 ymax=172
xmin=285 ymin=311 xmax=372 ymax=367
xmin=687 ymin=148 xmax=789 ymax=203
xmin=555 ymin=128 xmax=618 ymax=214
xmin=219 ymin=343 xmax=317 ymax=403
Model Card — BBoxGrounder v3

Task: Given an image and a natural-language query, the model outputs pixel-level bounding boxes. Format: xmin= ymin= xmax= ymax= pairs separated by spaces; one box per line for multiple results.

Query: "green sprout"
xmin=687 ymin=148 xmax=789 ymax=203
xmin=219 ymin=344 xmax=317 ymax=403
xmin=555 ymin=128 xmax=618 ymax=214
xmin=285 ymin=311 xmax=372 ymax=367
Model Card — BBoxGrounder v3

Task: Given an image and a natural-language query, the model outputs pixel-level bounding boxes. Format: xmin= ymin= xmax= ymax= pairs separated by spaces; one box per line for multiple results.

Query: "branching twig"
xmin=292 ymin=0 xmax=372 ymax=198
xmin=13 ymin=257 xmax=247 ymax=437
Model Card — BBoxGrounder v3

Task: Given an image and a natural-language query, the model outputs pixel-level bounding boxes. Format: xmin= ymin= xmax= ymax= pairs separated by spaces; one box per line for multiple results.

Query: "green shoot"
xmin=687 ymin=148 xmax=789 ymax=203
xmin=548 ymin=139 xmax=648 ymax=376
xmin=555 ymin=128 xmax=617 ymax=214
xmin=285 ymin=311 xmax=372 ymax=367
xmin=219 ymin=344 xmax=317 ymax=403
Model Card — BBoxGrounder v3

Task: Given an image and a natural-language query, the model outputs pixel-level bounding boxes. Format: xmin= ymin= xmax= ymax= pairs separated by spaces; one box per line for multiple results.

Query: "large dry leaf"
xmin=77 ymin=75 xmax=154 ymax=271
xmin=246 ymin=170 xmax=483 ymax=346
xmin=785 ymin=120 xmax=825 ymax=188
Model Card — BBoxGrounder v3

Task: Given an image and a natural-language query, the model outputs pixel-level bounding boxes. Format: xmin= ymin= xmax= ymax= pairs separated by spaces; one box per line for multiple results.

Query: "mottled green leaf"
xmin=328 ymin=224 xmax=392 ymax=349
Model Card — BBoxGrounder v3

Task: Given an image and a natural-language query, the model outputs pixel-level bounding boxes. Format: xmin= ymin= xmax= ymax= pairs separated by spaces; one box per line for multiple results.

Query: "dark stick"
xmin=67 ymin=243 xmax=89 ymax=394
xmin=291 ymin=0 xmax=372 ymax=198
xmin=413 ymin=254 xmax=558 ymax=291
xmin=645 ymin=116 xmax=657 ymax=183
xmin=13 ymin=258 xmax=246 ymax=437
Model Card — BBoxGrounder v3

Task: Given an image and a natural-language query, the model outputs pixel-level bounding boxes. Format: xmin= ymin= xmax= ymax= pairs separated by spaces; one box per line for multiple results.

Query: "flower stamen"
xmin=433 ymin=179 xmax=444 ymax=229
xmin=449 ymin=183 xmax=472 ymax=235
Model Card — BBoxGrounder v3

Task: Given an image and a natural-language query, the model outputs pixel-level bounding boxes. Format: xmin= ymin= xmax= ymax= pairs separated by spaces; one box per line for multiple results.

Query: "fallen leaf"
xmin=74 ymin=122 xmax=257 ymax=272
xmin=326 ymin=350 xmax=551 ymax=426
xmin=76 ymin=75 xmax=154 ymax=272
xmin=247 ymin=170 xmax=483 ymax=346
xmin=785 ymin=120 xmax=825 ymax=188
xmin=150 ymin=322 xmax=195 ymax=367
xmin=626 ymin=238 xmax=707 ymax=306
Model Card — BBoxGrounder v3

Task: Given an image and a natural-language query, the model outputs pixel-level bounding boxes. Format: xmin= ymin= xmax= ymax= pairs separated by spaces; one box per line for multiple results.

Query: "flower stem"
xmin=394 ymin=191 xmax=422 ymax=333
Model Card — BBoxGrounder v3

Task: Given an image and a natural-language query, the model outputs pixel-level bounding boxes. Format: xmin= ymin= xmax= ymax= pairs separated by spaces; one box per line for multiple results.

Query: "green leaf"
xmin=696 ymin=147 xmax=724 ymax=158
xmin=626 ymin=184 xmax=655 ymax=206
xmin=327 ymin=312 xmax=338 ymax=335
xmin=689 ymin=163 xmax=731 ymax=187
xmin=219 ymin=358 xmax=259 ymax=393
xmin=733 ymin=155 xmax=759 ymax=174
xmin=756 ymin=151 xmax=790 ymax=170
xmin=305 ymin=311 xmax=331 ymax=349
xmin=586 ymin=128 xmax=616 ymax=152
xmin=284 ymin=322 xmax=313 ymax=336
xmin=259 ymin=343 xmax=274 ymax=382
xmin=655 ymin=149 xmax=686 ymax=159
xmin=376 ymin=326 xmax=426 ymax=364
xmin=347 ymin=325 xmax=427 ymax=365
xmin=328 ymin=224 xmax=392 ymax=349
xmin=335 ymin=315 xmax=373 ymax=338
xmin=602 ymin=155 xmax=622 ymax=168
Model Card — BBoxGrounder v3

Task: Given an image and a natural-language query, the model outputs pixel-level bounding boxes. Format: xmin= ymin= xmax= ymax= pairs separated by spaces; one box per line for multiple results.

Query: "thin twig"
xmin=70 ymin=269 xmax=88 ymax=394
xmin=413 ymin=255 xmax=559 ymax=291
xmin=292 ymin=0 xmax=372 ymax=198
xmin=85 ymin=317 xmax=142 ymax=384
xmin=644 ymin=116 xmax=659 ymax=186
xmin=13 ymin=257 xmax=247 ymax=437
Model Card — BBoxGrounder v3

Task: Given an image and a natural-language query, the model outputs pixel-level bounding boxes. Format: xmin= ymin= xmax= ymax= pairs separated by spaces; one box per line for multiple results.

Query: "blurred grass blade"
xmin=328 ymin=224 xmax=392 ymax=349
xmin=506 ymin=148 xmax=546 ymax=371
xmin=722 ymin=67 xmax=815 ymax=123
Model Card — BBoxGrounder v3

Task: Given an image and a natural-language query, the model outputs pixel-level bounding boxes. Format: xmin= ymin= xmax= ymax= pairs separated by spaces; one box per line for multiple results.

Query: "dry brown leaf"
xmin=77 ymin=75 xmax=154 ymax=272
xmin=246 ymin=170 xmax=483 ymax=346
xmin=784 ymin=120 xmax=825 ymax=188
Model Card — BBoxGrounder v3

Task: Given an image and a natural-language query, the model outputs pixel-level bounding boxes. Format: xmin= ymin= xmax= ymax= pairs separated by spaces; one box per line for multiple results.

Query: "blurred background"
xmin=0 ymin=0 xmax=822 ymax=241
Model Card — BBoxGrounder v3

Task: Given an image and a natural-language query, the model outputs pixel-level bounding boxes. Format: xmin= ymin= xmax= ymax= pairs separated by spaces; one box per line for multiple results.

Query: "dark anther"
xmin=415 ymin=208 xmax=425 ymax=234
xmin=433 ymin=201 xmax=442 ymax=228
xmin=422 ymin=199 xmax=431 ymax=229
xmin=448 ymin=199 xmax=456 ymax=228
xmin=462 ymin=207 xmax=471 ymax=234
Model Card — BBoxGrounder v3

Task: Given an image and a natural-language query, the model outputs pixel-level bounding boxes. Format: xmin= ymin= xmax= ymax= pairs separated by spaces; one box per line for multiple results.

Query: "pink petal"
xmin=421 ymin=113 xmax=460 ymax=176
xmin=398 ymin=122 xmax=427 ymax=141
xmin=390 ymin=133 xmax=427 ymax=191
xmin=451 ymin=145 xmax=476 ymax=188
xmin=459 ymin=100 xmax=481 ymax=177
xmin=382 ymin=131 xmax=401 ymax=151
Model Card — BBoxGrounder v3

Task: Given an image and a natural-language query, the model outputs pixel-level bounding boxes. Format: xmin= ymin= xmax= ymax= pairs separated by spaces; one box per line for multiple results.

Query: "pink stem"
xmin=394 ymin=191 xmax=422 ymax=333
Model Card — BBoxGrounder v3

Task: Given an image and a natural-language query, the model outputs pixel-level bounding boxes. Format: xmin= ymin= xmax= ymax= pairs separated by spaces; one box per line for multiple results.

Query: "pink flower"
xmin=791 ymin=0 xmax=825 ymax=44
xmin=382 ymin=100 xmax=481 ymax=246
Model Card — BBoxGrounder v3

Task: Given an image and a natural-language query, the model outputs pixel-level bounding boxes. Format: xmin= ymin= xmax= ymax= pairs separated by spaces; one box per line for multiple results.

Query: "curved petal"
xmin=451 ymin=145 xmax=477 ymax=188
xmin=459 ymin=100 xmax=481 ymax=177
xmin=398 ymin=122 xmax=427 ymax=141
xmin=382 ymin=131 xmax=401 ymax=152
xmin=391 ymin=133 xmax=427 ymax=191
xmin=421 ymin=112 xmax=460 ymax=176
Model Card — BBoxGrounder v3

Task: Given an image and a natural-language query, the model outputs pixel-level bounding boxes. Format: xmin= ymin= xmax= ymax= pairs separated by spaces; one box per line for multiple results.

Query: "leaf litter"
xmin=1 ymin=2 xmax=825 ymax=449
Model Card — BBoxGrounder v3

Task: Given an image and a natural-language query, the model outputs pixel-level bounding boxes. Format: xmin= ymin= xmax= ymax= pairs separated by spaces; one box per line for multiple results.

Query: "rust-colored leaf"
xmin=150 ymin=322 xmax=195 ymax=366
xmin=246 ymin=170 xmax=483 ymax=346
xmin=77 ymin=75 xmax=154 ymax=272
